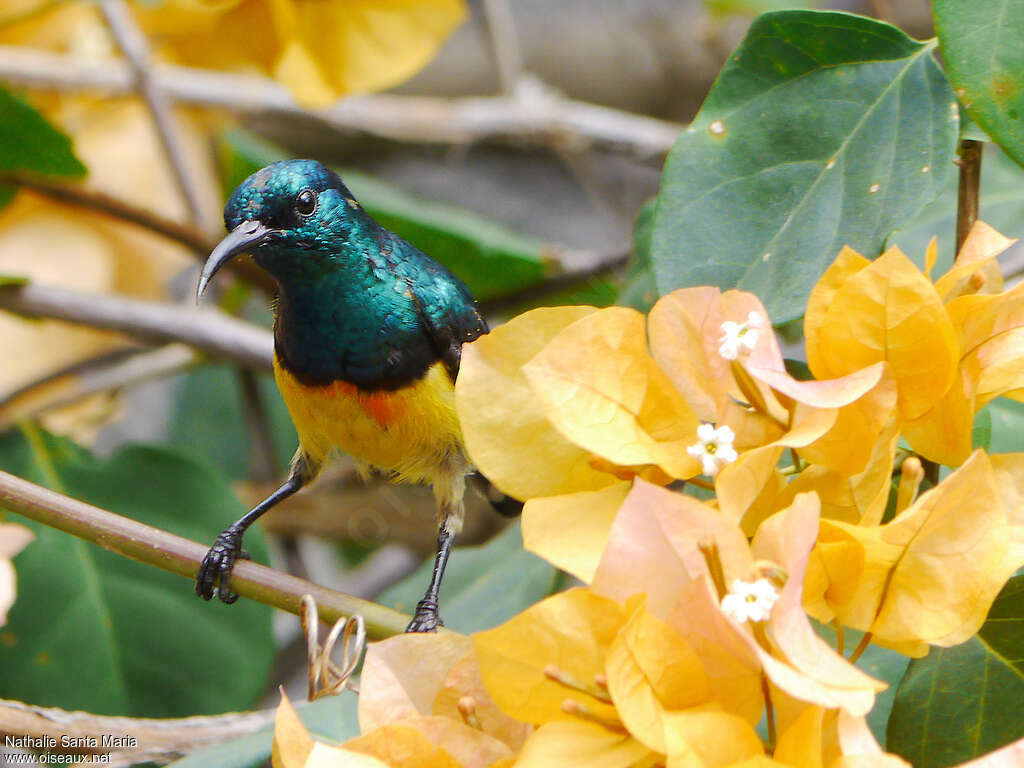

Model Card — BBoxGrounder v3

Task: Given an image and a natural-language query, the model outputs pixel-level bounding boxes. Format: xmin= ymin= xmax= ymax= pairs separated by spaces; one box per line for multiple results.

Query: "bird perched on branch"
xmin=195 ymin=158 xmax=489 ymax=632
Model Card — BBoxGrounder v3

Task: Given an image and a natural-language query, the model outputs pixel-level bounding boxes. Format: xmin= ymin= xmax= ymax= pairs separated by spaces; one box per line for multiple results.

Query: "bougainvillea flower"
xmin=473 ymin=588 xmax=765 ymax=766
xmin=579 ymin=481 xmax=883 ymax=718
xmin=522 ymin=306 xmax=702 ymax=481
xmin=805 ymin=222 xmax=1021 ymax=465
xmin=805 ymin=450 xmax=1024 ymax=656
xmin=358 ymin=632 xmax=524 ymax=757
xmin=455 ymin=306 xmax=618 ymax=500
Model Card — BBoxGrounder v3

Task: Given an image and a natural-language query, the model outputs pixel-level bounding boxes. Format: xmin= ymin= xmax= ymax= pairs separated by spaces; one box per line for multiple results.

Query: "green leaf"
xmin=0 ymin=274 xmax=29 ymax=287
xmin=887 ymin=574 xmax=1024 ymax=766
xmin=650 ymin=10 xmax=958 ymax=323
xmin=377 ymin=523 xmax=557 ymax=634
xmin=889 ymin=144 xmax=1024 ymax=275
xmin=0 ymin=87 xmax=86 ymax=178
xmin=619 ymin=199 xmax=658 ymax=311
xmin=987 ymin=397 xmax=1024 ymax=453
xmin=0 ymin=429 xmax=274 ymax=717
xmin=217 ymin=131 xmax=553 ymax=302
xmin=935 ymin=0 xmax=1024 ymax=166
xmin=165 ymin=693 xmax=360 ymax=768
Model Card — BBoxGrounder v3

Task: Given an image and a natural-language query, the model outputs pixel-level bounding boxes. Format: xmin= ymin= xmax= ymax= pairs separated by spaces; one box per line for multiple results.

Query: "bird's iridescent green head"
xmin=197 ymin=159 xmax=368 ymax=300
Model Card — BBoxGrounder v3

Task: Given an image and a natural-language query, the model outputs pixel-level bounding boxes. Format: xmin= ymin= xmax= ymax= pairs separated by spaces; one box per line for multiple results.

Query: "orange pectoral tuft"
xmin=360 ymin=391 xmax=405 ymax=427
xmin=323 ymin=380 xmax=405 ymax=427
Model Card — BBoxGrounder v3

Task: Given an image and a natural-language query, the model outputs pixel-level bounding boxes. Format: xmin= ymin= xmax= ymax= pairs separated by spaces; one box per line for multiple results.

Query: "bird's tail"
xmin=470 ymin=473 xmax=524 ymax=518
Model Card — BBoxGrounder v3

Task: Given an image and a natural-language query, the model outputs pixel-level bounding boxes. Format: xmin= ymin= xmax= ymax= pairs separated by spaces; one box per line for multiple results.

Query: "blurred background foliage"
xmin=3 ymin=0 xmax=1024 ymax=765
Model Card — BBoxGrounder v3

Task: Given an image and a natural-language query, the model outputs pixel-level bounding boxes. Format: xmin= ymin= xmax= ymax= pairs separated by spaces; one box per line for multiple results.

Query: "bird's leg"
xmin=407 ymin=458 xmax=466 ymax=633
xmin=196 ymin=451 xmax=319 ymax=603
xmin=406 ymin=521 xmax=457 ymax=633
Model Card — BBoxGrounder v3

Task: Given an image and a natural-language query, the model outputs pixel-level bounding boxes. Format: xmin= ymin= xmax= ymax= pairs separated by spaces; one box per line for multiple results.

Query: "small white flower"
xmin=720 ymin=578 xmax=779 ymax=623
xmin=718 ymin=312 xmax=764 ymax=360
xmin=686 ymin=423 xmax=738 ymax=477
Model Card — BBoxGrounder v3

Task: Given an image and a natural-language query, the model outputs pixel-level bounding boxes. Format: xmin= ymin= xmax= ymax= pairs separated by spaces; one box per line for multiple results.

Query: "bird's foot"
xmin=195 ymin=527 xmax=249 ymax=604
xmin=406 ymin=597 xmax=444 ymax=633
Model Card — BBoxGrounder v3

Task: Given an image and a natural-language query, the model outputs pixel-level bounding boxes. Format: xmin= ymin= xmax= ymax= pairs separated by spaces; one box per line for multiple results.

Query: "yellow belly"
xmin=273 ymin=355 xmax=465 ymax=485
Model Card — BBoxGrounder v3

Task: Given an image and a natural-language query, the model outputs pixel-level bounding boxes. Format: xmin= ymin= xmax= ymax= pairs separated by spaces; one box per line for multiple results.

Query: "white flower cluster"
xmin=686 ymin=423 xmax=738 ymax=477
xmin=720 ymin=578 xmax=779 ymax=623
xmin=719 ymin=311 xmax=764 ymax=360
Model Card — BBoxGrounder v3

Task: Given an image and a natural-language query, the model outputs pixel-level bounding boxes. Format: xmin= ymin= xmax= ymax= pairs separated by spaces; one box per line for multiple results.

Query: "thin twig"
xmin=0 ymin=469 xmax=412 ymax=638
xmin=0 ymin=344 xmax=198 ymax=431
xmin=99 ymin=0 xmax=204 ymax=225
xmin=480 ymin=246 xmax=629 ymax=313
xmin=0 ymin=282 xmax=273 ymax=371
xmin=0 ymin=697 xmax=276 ymax=766
xmin=0 ymin=172 xmax=210 ymax=253
xmin=760 ymin=672 xmax=775 ymax=753
xmin=237 ymin=367 xmax=279 ymax=482
xmin=0 ymin=45 xmax=682 ymax=160
xmin=0 ymin=172 xmax=276 ymax=292
xmin=921 ymin=137 xmax=986 ymax=486
xmin=482 ymin=0 xmax=523 ymax=95
xmin=956 ymin=139 xmax=983 ymax=254
xmin=869 ymin=0 xmax=896 ymax=23
xmin=848 ymin=632 xmax=873 ymax=664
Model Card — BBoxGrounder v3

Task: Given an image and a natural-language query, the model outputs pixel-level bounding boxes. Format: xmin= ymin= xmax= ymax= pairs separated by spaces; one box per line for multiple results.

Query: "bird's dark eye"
xmin=294 ymin=188 xmax=317 ymax=217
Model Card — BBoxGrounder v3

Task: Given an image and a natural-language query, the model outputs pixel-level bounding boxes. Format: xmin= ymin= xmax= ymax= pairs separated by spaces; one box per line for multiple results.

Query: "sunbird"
xmin=195 ymin=158 xmax=490 ymax=632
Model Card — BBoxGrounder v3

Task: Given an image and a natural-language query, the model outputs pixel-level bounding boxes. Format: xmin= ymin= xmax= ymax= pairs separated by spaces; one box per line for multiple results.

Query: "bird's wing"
xmin=377 ymin=229 xmax=487 ymax=382
xmin=407 ymin=259 xmax=488 ymax=383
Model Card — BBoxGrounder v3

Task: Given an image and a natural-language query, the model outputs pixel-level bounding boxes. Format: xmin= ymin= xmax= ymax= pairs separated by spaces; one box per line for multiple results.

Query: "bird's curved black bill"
xmin=196 ymin=220 xmax=273 ymax=302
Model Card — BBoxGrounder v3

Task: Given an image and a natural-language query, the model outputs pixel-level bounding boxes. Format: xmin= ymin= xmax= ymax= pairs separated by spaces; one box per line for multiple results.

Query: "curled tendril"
xmin=300 ymin=594 xmax=366 ymax=700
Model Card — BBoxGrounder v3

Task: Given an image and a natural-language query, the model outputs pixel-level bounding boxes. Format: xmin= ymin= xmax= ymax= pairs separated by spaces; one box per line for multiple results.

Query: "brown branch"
xmin=0 ymin=45 xmax=681 ymax=160
xmin=480 ymin=246 xmax=629 ymax=313
xmin=0 ymin=697 xmax=275 ymax=766
xmin=0 ymin=282 xmax=273 ymax=372
xmin=100 ymin=0 xmax=204 ymax=225
xmin=0 ymin=469 xmax=412 ymax=639
xmin=237 ymin=367 xmax=279 ymax=482
xmin=956 ymin=139 xmax=983 ymax=254
xmin=0 ymin=172 xmax=211 ymax=253
xmin=482 ymin=0 xmax=523 ymax=96
xmin=920 ymin=137 xmax=987 ymax=485
xmin=0 ymin=344 xmax=198 ymax=431
xmin=0 ymin=172 xmax=276 ymax=293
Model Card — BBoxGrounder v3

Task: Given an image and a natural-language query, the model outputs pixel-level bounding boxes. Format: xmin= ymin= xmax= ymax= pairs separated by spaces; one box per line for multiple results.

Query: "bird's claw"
xmin=196 ymin=528 xmax=245 ymax=604
xmin=406 ymin=598 xmax=444 ymax=633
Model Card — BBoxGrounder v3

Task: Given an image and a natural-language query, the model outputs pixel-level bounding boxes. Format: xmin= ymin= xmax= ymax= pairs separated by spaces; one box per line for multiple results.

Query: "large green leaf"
xmin=890 ymin=145 xmax=1024 ymax=275
xmin=887 ymin=574 xmax=1024 ymax=767
xmin=218 ymin=131 xmax=552 ymax=302
xmin=935 ymin=1 xmax=1024 ymax=166
xmin=650 ymin=10 xmax=957 ymax=323
xmin=377 ymin=523 xmax=558 ymax=635
xmin=0 ymin=430 xmax=274 ymax=717
xmin=0 ymin=87 xmax=86 ymax=207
